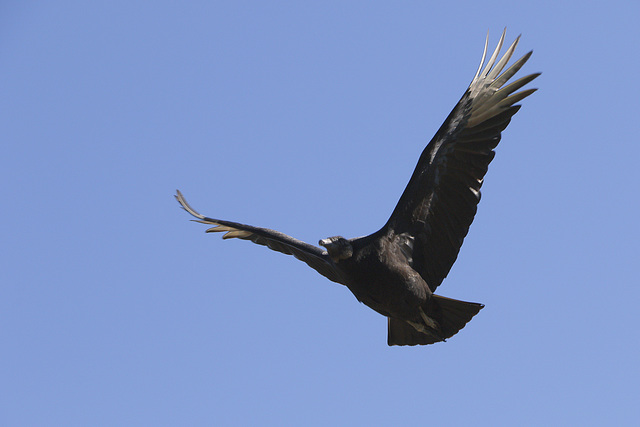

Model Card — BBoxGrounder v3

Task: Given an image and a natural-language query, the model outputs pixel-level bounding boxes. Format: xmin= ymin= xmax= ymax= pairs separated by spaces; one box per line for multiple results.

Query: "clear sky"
xmin=2 ymin=1 xmax=639 ymax=425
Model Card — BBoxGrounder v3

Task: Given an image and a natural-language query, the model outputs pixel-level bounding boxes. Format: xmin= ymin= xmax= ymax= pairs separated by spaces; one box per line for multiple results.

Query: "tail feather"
xmin=387 ymin=295 xmax=484 ymax=346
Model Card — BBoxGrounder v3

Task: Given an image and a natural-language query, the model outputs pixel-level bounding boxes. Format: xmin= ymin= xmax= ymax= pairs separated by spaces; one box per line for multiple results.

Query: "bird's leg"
xmin=406 ymin=320 xmax=446 ymax=342
xmin=406 ymin=308 xmax=446 ymax=342
xmin=419 ymin=307 xmax=440 ymax=331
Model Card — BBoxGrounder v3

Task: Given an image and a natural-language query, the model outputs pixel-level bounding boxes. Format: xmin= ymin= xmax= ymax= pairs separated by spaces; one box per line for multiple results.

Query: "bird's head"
xmin=319 ymin=236 xmax=353 ymax=262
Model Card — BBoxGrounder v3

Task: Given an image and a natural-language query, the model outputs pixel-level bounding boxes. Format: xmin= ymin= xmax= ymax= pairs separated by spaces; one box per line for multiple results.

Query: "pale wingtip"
xmin=473 ymin=31 xmax=490 ymax=82
xmin=174 ymin=189 xmax=206 ymax=220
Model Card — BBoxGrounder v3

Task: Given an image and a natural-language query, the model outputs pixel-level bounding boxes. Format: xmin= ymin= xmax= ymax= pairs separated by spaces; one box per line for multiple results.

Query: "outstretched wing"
xmin=175 ymin=190 xmax=341 ymax=284
xmin=383 ymin=30 xmax=540 ymax=292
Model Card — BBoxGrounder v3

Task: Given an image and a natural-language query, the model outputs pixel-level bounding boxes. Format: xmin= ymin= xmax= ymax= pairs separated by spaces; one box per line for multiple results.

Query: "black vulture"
xmin=176 ymin=30 xmax=539 ymax=346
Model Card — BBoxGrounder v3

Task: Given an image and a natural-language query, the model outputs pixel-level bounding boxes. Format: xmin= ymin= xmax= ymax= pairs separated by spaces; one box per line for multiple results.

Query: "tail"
xmin=387 ymin=295 xmax=484 ymax=346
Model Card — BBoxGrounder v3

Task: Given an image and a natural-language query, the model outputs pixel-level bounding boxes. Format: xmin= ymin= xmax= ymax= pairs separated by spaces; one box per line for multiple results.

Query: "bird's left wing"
xmin=175 ymin=190 xmax=341 ymax=284
xmin=382 ymin=30 xmax=539 ymax=292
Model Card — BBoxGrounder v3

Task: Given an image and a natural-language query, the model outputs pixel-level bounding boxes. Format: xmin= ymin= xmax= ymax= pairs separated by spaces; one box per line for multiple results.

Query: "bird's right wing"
xmin=175 ymin=190 xmax=342 ymax=284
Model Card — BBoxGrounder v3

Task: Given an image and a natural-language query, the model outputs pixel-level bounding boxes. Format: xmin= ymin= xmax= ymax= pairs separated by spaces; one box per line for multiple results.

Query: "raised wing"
xmin=175 ymin=190 xmax=341 ymax=284
xmin=383 ymin=30 xmax=540 ymax=292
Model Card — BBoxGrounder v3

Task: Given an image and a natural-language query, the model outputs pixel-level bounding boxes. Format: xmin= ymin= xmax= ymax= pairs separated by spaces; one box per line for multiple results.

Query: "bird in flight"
xmin=176 ymin=30 xmax=539 ymax=346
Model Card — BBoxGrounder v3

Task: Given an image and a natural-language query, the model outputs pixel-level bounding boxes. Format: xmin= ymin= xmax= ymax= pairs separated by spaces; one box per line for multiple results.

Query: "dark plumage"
xmin=176 ymin=30 xmax=539 ymax=345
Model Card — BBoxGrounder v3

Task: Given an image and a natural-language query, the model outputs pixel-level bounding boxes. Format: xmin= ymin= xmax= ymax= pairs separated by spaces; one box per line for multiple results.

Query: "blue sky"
xmin=2 ymin=1 xmax=639 ymax=425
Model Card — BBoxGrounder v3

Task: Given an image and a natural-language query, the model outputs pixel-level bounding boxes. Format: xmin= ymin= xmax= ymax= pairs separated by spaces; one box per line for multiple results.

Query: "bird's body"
xmin=334 ymin=234 xmax=431 ymax=319
xmin=176 ymin=30 xmax=539 ymax=345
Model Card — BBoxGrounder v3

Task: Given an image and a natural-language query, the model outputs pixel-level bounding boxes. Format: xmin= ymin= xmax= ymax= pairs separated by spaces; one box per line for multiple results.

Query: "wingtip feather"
xmin=479 ymin=28 xmax=506 ymax=80
xmin=175 ymin=189 xmax=206 ymax=220
xmin=473 ymin=31 xmax=490 ymax=82
xmin=466 ymin=31 xmax=538 ymax=127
